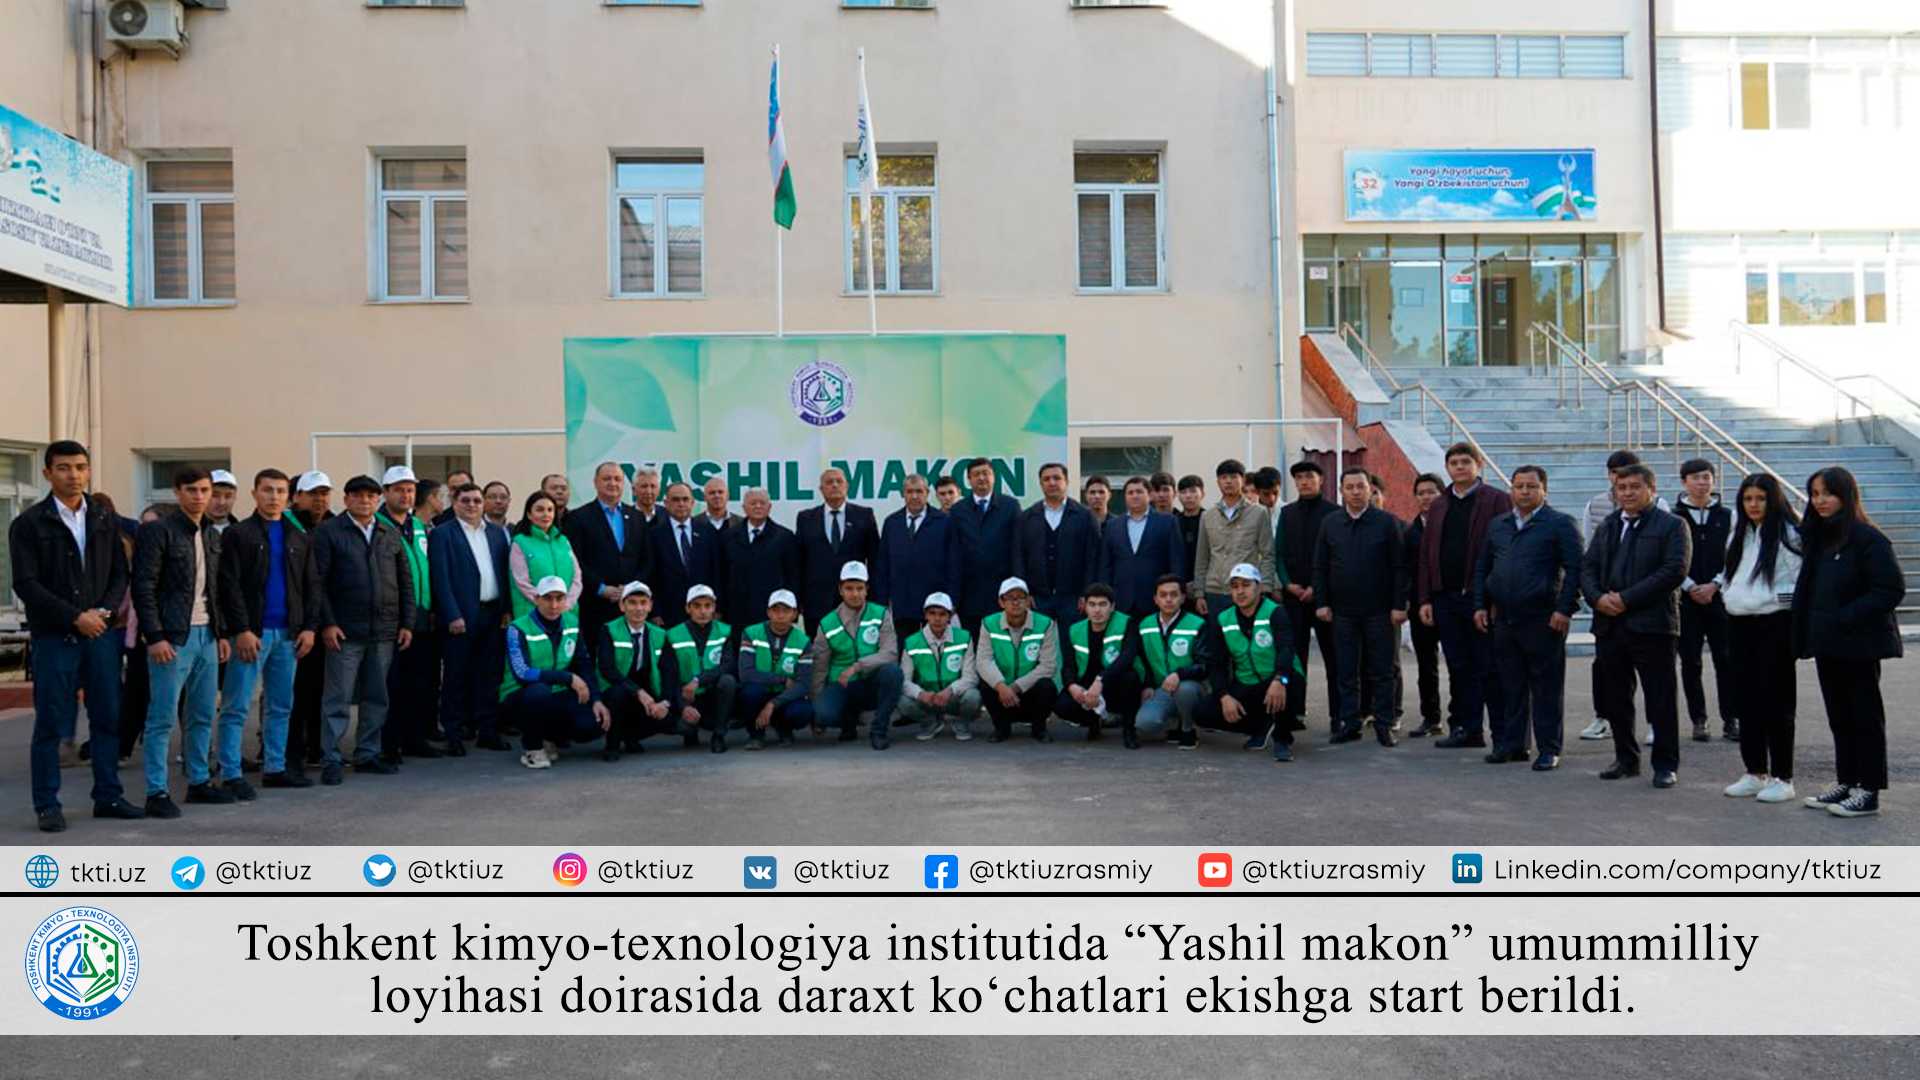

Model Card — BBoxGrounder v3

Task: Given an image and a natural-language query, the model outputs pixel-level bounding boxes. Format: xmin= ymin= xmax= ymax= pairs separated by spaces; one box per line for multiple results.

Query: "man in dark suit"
xmin=649 ymin=482 xmax=723 ymax=628
xmin=1014 ymin=462 xmax=1101 ymax=630
xmin=947 ymin=457 xmax=1021 ymax=633
xmin=793 ymin=466 xmax=879 ymax=627
xmin=1277 ymin=460 xmax=1338 ymax=725
xmin=1581 ymin=463 xmax=1690 ymax=788
xmin=720 ymin=488 xmax=803 ymax=628
xmin=873 ymin=473 xmax=958 ymax=642
xmin=1095 ymin=476 xmax=1183 ymax=618
xmin=429 ymin=482 xmax=514 ymax=755
xmin=563 ymin=461 xmax=651 ymax=648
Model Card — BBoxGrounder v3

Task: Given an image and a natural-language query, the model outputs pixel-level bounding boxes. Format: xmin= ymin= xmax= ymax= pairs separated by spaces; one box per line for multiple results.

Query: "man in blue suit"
xmin=649 ymin=482 xmax=722 ymax=628
xmin=947 ymin=457 xmax=1021 ymax=634
xmin=429 ymin=482 xmax=514 ymax=754
xmin=1097 ymin=476 xmax=1185 ymax=618
xmin=1014 ymin=462 xmax=1101 ymax=630
xmin=873 ymin=473 xmax=959 ymax=643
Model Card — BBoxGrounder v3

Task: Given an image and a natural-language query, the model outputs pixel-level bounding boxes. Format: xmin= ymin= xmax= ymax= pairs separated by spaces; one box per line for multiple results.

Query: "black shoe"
xmin=1599 ymin=760 xmax=1641 ymax=781
xmin=1087 ymin=718 xmax=1103 ymax=741
xmin=625 ymin=739 xmax=649 ymax=754
xmin=262 ymin=771 xmax=314 ymax=789
xmin=1828 ymin=788 xmax=1880 ymax=818
xmin=1722 ymin=720 xmax=1741 ymax=742
xmin=475 ymin=735 xmax=511 ymax=751
xmin=746 ymin=734 xmax=767 ymax=751
xmin=241 ymin=756 xmax=261 ymax=773
xmin=404 ymin=742 xmax=445 ymax=759
xmin=144 ymin=793 xmax=182 ymax=819
xmin=1177 ymin=730 xmax=1199 ymax=751
xmin=1407 ymin=722 xmax=1443 ymax=738
xmin=78 ymin=740 xmax=91 ymax=762
xmin=710 ymin=733 xmax=727 ymax=754
xmin=1532 ymin=753 xmax=1561 ymax=771
xmin=1329 ymin=724 xmax=1362 ymax=745
xmin=304 ymin=750 xmax=323 ymax=766
xmin=185 ymin=781 xmax=237 ymax=805
xmin=775 ymin=731 xmax=794 ymax=746
xmin=1652 ymin=770 xmax=1678 ymax=789
xmin=1033 ymin=729 xmax=1053 ymax=743
xmin=1271 ymin=742 xmax=1294 ymax=763
xmin=1375 ymin=726 xmax=1397 ymax=748
xmin=1244 ymin=724 xmax=1273 ymax=751
xmin=988 ymin=732 xmax=1010 ymax=744
xmin=320 ymin=763 xmax=344 ymax=785
xmin=445 ymin=740 xmax=468 ymax=757
xmin=1484 ymin=748 xmax=1529 ymax=764
xmin=1121 ymin=726 xmax=1140 ymax=750
xmin=683 ymin=730 xmax=702 ymax=749
xmin=379 ymin=749 xmax=404 ymax=766
xmin=602 ymin=748 xmax=621 ymax=763
xmin=36 ymin=807 xmax=67 ymax=832
xmin=93 ymin=797 xmax=146 ymax=820
xmin=1804 ymin=782 xmax=1853 ymax=808
xmin=354 ymin=757 xmax=398 ymax=775
xmin=1434 ymin=731 xmax=1486 ymax=748
xmin=1691 ymin=721 xmax=1710 ymax=743
xmin=870 ymin=734 xmax=890 ymax=750
xmin=836 ymin=727 xmax=860 ymax=742
xmin=497 ymin=723 xmax=520 ymax=738
xmin=222 ymin=778 xmax=258 ymax=802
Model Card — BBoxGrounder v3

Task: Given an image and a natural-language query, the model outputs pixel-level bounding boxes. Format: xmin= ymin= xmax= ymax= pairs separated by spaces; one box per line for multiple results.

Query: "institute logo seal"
xmin=25 ymin=906 xmax=139 ymax=1020
xmin=790 ymin=360 xmax=853 ymax=427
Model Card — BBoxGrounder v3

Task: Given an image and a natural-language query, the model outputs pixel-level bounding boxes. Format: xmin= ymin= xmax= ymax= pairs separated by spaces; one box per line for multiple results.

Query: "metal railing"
xmin=1338 ymin=322 xmax=1404 ymax=393
xmin=1337 ymin=322 xmax=1508 ymax=485
xmin=1727 ymin=321 xmax=1883 ymax=445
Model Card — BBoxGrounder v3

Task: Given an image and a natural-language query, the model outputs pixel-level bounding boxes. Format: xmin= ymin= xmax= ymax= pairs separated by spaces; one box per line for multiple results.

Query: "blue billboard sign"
xmin=1344 ymin=148 xmax=1597 ymax=223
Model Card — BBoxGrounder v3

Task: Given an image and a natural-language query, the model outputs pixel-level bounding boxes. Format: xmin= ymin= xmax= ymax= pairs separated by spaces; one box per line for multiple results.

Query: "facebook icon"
xmin=923 ymin=854 xmax=960 ymax=890
xmin=743 ymin=855 xmax=778 ymax=889
xmin=1451 ymin=852 xmax=1483 ymax=885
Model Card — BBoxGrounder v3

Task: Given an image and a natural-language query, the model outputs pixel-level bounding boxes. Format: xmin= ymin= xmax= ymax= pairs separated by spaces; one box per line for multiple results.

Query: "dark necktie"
xmin=830 ymin=509 xmax=842 ymax=549
xmin=749 ymin=526 xmax=759 ymax=546
xmin=678 ymin=523 xmax=692 ymax=569
xmin=1609 ymin=516 xmax=1640 ymax=591
xmin=908 ymin=514 xmax=919 ymax=538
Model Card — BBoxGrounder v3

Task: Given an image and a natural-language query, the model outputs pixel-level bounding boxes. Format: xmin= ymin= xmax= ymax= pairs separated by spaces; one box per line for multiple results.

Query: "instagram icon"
xmin=552 ymin=852 xmax=589 ymax=887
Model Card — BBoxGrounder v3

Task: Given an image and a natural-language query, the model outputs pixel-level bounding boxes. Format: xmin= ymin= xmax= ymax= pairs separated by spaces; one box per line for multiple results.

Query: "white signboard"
xmin=0 ymin=103 xmax=133 ymax=306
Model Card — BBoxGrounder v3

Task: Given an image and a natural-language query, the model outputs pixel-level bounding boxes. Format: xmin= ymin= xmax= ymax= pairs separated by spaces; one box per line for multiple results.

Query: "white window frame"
xmin=374 ymin=155 xmax=468 ymax=303
xmin=609 ymin=156 xmax=706 ymax=299
xmin=842 ymin=153 xmax=939 ymax=296
xmin=0 ymin=444 xmax=45 ymax=614
xmin=141 ymin=158 xmax=234 ymax=308
xmin=1074 ymin=152 xmax=1166 ymax=294
xmin=137 ymin=450 xmax=233 ymax=511
xmin=1306 ymin=31 xmax=1629 ymax=79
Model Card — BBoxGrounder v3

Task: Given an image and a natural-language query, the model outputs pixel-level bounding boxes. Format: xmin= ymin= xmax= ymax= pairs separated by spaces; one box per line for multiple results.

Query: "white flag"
xmin=854 ymin=48 xmax=878 ymax=195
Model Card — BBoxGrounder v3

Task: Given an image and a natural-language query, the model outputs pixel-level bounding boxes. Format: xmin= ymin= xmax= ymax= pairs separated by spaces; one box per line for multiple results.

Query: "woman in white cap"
xmin=500 ymin=575 xmax=609 ymax=769
xmin=509 ymin=491 xmax=581 ymax=621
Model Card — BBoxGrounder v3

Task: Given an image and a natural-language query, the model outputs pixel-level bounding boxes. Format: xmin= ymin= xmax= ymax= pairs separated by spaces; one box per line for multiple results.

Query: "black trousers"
xmin=383 ymin=622 xmax=441 ymax=753
xmin=1333 ymin=612 xmax=1398 ymax=732
xmin=604 ymin=690 xmax=683 ymax=746
xmin=738 ymin=681 xmax=815 ymax=735
xmin=1284 ymin=593 xmax=1339 ymax=723
xmin=288 ymin=644 xmax=326 ymax=765
xmin=1198 ymin=681 xmax=1303 ymax=743
xmin=1052 ymin=668 xmax=1140 ymax=727
xmin=1679 ymin=596 xmax=1735 ymax=725
xmin=119 ymin=646 xmax=149 ymax=757
xmin=1434 ymin=590 xmax=1502 ymax=737
xmin=1728 ymin=611 xmax=1795 ymax=780
xmin=1597 ymin=628 xmax=1680 ymax=773
xmin=1409 ymin=616 xmax=1445 ymax=728
xmin=1814 ymin=655 xmax=1888 ymax=791
xmin=987 ymin=681 xmax=1059 ymax=736
xmin=503 ymin=687 xmax=604 ymax=753
xmin=1491 ymin=616 xmax=1567 ymax=756
xmin=439 ymin=602 xmax=506 ymax=743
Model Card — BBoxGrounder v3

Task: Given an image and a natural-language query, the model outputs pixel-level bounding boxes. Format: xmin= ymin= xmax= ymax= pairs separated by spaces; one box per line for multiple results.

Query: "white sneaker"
xmin=520 ymin=751 xmax=551 ymax=770
xmin=1755 ymin=779 xmax=1796 ymax=803
xmin=542 ymin=741 xmax=561 ymax=763
xmin=916 ymin=720 xmax=941 ymax=742
xmin=953 ymin=720 xmax=973 ymax=742
xmin=1723 ymin=774 xmax=1767 ymax=798
xmin=1578 ymin=718 xmax=1610 ymax=740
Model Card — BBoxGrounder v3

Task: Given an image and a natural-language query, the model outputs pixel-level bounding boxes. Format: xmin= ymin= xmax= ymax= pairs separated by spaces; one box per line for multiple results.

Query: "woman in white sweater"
xmin=1720 ymin=474 xmax=1803 ymax=803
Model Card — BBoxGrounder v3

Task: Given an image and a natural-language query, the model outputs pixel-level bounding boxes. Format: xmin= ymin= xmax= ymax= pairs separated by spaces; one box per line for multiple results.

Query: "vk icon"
xmin=743 ymin=856 xmax=778 ymax=889
xmin=923 ymin=854 xmax=960 ymax=890
xmin=1452 ymin=852 xmax=1484 ymax=885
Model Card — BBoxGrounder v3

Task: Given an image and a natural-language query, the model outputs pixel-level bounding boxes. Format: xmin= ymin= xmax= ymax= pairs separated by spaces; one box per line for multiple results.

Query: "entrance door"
xmin=1481 ymin=275 xmax=1516 ymax=365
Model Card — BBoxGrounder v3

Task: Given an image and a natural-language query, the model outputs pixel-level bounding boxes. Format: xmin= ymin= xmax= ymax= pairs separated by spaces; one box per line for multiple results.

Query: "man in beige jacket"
xmin=1190 ymin=460 xmax=1277 ymax=616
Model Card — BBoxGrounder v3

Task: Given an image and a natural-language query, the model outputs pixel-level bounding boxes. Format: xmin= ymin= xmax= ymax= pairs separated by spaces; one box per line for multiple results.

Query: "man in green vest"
xmin=897 ymin=592 xmax=980 ymax=742
xmin=377 ymin=465 xmax=441 ymax=765
xmin=1054 ymin=582 xmax=1144 ymax=747
xmin=736 ymin=589 xmax=814 ymax=748
xmin=806 ymin=561 xmax=904 ymax=750
xmin=1135 ymin=573 xmax=1212 ymax=749
xmin=667 ymin=584 xmax=739 ymax=753
xmin=501 ymin=576 xmax=609 ymax=770
xmin=1200 ymin=563 xmax=1302 ymax=761
xmin=593 ymin=581 xmax=679 ymax=760
xmin=977 ymin=577 xmax=1059 ymax=743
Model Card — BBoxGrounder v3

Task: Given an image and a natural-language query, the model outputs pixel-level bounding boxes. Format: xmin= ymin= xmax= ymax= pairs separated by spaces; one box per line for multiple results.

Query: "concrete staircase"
xmin=1390 ymin=364 xmax=1920 ymax=643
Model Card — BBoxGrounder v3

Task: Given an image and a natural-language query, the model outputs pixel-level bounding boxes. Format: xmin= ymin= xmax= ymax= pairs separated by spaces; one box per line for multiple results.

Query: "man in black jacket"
xmin=1013 ymin=463 xmax=1101 ymax=630
xmin=9 ymin=440 xmax=144 ymax=831
xmin=1402 ymin=473 xmax=1447 ymax=737
xmin=1581 ymin=464 xmax=1690 ymax=787
xmin=648 ymin=482 xmax=723 ymax=629
xmin=1278 ymin=461 xmax=1339 ymax=726
xmin=311 ymin=475 xmax=417 ymax=786
xmin=1312 ymin=466 xmax=1407 ymax=747
xmin=794 ymin=466 xmax=881 ymax=629
xmin=1473 ymin=465 xmax=1584 ymax=770
xmin=563 ymin=461 xmax=651 ymax=652
xmin=287 ymin=471 xmax=335 ymax=769
xmin=720 ymin=488 xmax=802 ymax=629
xmin=133 ymin=466 xmax=232 ymax=817
xmin=946 ymin=458 xmax=1020 ymax=634
xmin=1675 ymin=458 xmax=1737 ymax=742
xmin=215 ymin=468 xmax=317 ymax=792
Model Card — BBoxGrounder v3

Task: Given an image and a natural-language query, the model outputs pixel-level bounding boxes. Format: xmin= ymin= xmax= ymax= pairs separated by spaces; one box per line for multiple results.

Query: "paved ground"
xmin=4 ymin=654 xmax=1913 ymax=846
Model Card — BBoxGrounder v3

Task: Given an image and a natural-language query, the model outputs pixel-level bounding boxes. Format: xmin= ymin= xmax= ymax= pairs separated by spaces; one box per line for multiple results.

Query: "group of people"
xmin=12 ymin=438 xmax=1900 ymax=832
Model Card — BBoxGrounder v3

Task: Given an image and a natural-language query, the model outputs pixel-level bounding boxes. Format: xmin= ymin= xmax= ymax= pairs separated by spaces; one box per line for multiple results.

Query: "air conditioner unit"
xmin=105 ymin=0 xmax=188 ymax=58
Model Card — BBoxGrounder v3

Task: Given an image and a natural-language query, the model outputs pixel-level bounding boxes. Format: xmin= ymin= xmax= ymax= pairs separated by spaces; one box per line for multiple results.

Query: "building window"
xmin=1433 ymin=35 xmax=1497 ymax=78
xmin=140 ymin=452 xmax=232 ymax=510
xmin=0 ymin=447 xmax=44 ymax=611
xmin=605 ymin=1 xmax=702 ymax=6
xmin=376 ymin=448 xmax=472 ymax=484
xmin=1745 ymin=268 xmax=1770 ymax=323
xmin=369 ymin=0 xmax=464 ymax=6
xmin=845 ymin=153 xmax=936 ymax=294
xmin=1069 ymin=1 xmax=1165 ymax=8
xmin=1075 ymin=152 xmax=1163 ymax=292
xmin=613 ymin=157 xmax=704 ymax=297
xmin=1660 ymin=36 xmax=1919 ymax=132
xmin=1306 ymin=32 xmax=1626 ymax=79
xmin=1079 ymin=441 xmax=1166 ymax=478
xmin=1305 ymin=33 xmax=1367 ymax=76
xmin=843 ymin=0 xmax=934 ymax=7
xmin=1778 ymin=269 xmax=1857 ymax=326
xmin=143 ymin=159 xmax=234 ymax=306
xmin=377 ymin=157 xmax=467 ymax=301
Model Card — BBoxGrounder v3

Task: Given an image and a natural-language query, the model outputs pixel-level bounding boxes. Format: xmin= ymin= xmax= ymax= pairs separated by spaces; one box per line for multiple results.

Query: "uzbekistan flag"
xmin=769 ymin=48 xmax=796 ymax=229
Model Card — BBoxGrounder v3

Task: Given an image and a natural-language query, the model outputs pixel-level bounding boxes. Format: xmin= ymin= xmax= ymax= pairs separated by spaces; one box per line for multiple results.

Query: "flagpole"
xmin=774 ymin=46 xmax=785 ymax=338
xmin=859 ymin=47 xmax=879 ymax=337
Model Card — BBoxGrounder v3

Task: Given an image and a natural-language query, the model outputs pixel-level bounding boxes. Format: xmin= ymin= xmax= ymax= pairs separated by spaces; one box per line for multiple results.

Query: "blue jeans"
xmin=144 ymin=626 xmax=220 ymax=794
xmin=218 ymin=628 xmax=297 ymax=776
xmin=1136 ymin=679 xmax=1204 ymax=737
xmin=813 ymin=666 xmax=905 ymax=737
xmin=29 ymin=632 xmax=125 ymax=813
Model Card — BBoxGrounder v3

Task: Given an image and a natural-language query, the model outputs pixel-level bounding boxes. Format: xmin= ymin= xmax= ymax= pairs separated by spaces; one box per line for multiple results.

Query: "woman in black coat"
xmin=1792 ymin=466 xmax=1904 ymax=818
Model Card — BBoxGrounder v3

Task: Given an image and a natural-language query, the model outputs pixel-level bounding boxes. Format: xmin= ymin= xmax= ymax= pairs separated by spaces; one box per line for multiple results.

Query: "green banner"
xmin=564 ymin=334 xmax=1067 ymax=519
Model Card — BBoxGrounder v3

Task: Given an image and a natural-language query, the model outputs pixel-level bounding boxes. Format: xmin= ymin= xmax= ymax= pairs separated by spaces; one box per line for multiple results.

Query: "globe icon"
xmin=24 ymin=854 xmax=60 ymax=889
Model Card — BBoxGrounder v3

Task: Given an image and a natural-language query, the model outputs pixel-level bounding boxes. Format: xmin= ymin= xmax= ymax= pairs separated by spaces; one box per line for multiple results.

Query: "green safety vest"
xmin=903 ymin=626 xmax=972 ymax=690
xmin=1137 ymin=611 xmax=1205 ymax=683
xmin=378 ymin=508 xmax=431 ymax=614
xmin=818 ymin=603 xmax=887 ymax=682
xmin=600 ymin=616 xmax=664 ymax=693
xmin=1216 ymin=600 xmax=1285 ymax=686
xmin=983 ymin=611 xmax=1054 ymax=683
xmin=499 ymin=609 xmax=580 ymax=702
xmin=1067 ymin=612 xmax=1139 ymax=679
xmin=743 ymin=622 xmax=811 ymax=677
xmin=666 ymin=619 xmax=732 ymax=678
xmin=510 ymin=525 xmax=576 ymax=619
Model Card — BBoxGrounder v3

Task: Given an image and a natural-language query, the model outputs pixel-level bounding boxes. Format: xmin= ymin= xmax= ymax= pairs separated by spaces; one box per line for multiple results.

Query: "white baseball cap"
xmin=922 ymin=592 xmax=955 ymax=613
xmin=619 ymin=581 xmax=651 ymax=601
xmin=1229 ymin=562 xmax=1263 ymax=584
xmin=381 ymin=465 xmax=418 ymax=487
xmin=767 ymin=589 xmax=798 ymax=610
xmin=839 ymin=561 xmax=869 ymax=583
xmin=296 ymin=470 xmax=333 ymax=493
xmin=209 ymin=469 xmax=237 ymax=488
xmin=534 ymin=575 xmax=570 ymax=597
xmin=685 ymin=584 xmax=717 ymax=604
xmin=998 ymin=576 xmax=1030 ymax=598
